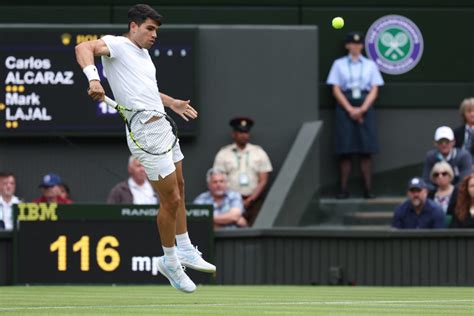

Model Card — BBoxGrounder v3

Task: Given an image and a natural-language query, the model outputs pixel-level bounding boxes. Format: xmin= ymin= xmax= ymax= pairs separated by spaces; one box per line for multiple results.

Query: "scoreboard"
xmin=0 ymin=25 xmax=196 ymax=136
xmin=13 ymin=203 xmax=213 ymax=284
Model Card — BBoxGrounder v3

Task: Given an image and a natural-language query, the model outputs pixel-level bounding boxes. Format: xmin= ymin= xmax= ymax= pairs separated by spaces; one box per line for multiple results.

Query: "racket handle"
xmin=104 ymin=96 xmax=118 ymax=108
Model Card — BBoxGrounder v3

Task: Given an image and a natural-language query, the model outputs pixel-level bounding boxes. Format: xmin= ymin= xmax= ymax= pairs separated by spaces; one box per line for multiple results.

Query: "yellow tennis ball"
xmin=332 ymin=17 xmax=344 ymax=29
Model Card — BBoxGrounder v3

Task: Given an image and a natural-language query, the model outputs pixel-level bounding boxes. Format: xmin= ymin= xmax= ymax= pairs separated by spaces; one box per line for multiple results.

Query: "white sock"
xmin=176 ymin=232 xmax=193 ymax=250
xmin=162 ymin=246 xmax=178 ymax=265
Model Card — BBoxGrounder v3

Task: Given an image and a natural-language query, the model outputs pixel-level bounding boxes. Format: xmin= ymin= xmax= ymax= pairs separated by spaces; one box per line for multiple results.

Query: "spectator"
xmin=0 ymin=172 xmax=6 ymax=196
xmin=428 ymin=162 xmax=457 ymax=216
xmin=213 ymin=117 xmax=272 ymax=226
xmin=33 ymin=173 xmax=72 ymax=204
xmin=194 ymin=167 xmax=247 ymax=229
xmin=0 ymin=172 xmax=20 ymax=231
xmin=454 ymin=97 xmax=474 ymax=163
xmin=326 ymin=31 xmax=385 ymax=199
xmin=58 ymin=183 xmax=72 ymax=201
xmin=107 ymin=155 xmax=158 ymax=204
xmin=450 ymin=173 xmax=474 ymax=228
xmin=392 ymin=177 xmax=445 ymax=229
xmin=422 ymin=126 xmax=471 ymax=190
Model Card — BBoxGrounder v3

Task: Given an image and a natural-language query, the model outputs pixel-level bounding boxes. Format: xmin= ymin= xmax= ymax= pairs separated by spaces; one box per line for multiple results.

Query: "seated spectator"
xmin=33 ymin=173 xmax=72 ymax=204
xmin=454 ymin=97 xmax=474 ymax=163
xmin=392 ymin=177 xmax=445 ymax=229
xmin=0 ymin=172 xmax=6 ymax=196
xmin=0 ymin=172 xmax=21 ymax=231
xmin=428 ymin=162 xmax=457 ymax=216
xmin=58 ymin=183 xmax=72 ymax=201
xmin=450 ymin=173 xmax=474 ymax=228
xmin=194 ymin=167 xmax=248 ymax=229
xmin=107 ymin=155 xmax=158 ymax=204
xmin=422 ymin=126 xmax=471 ymax=190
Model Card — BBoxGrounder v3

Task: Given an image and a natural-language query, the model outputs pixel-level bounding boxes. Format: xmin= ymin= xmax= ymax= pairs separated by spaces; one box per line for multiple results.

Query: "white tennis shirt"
xmin=101 ymin=35 xmax=165 ymax=112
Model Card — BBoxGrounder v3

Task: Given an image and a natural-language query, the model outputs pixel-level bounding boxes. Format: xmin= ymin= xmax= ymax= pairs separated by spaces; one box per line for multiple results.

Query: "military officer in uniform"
xmin=326 ymin=31 xmax=384 ymax=199
xmin=213 ymin=117 xmax=273 ymax=225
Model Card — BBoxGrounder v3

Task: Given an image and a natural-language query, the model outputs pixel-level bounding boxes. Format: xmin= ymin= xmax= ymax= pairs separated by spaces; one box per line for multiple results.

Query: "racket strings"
xmin=129 ymin=110 xmax=177 ymax=155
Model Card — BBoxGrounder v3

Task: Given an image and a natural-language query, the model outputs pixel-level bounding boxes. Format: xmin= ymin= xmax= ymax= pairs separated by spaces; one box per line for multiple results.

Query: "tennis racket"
xmin=104 ymin=96 xmax=178 ymax=156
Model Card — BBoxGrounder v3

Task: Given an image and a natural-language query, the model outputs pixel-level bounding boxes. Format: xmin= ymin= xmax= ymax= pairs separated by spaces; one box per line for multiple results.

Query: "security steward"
xmin=213 ymin=117 xmax=273 ymax=226
xmin=326 ymin=31 xmax=384 ymax=199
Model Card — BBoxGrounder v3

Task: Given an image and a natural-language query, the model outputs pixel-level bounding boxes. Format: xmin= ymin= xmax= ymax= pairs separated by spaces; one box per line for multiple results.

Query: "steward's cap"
xmin=229 ymin=117 xmax=254 ymax=133
xmin=346 ymin=31 xmax=364 ymax=44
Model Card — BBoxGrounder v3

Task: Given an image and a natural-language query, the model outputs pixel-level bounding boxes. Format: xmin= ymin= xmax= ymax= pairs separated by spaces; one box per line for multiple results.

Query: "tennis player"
xmin=75 ymin=4 xmax=215 ymax=293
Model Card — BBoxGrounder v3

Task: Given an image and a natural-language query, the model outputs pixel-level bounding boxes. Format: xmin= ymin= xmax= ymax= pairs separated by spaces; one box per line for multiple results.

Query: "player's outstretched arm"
xmin=75 ymin=39 xmax=110 ymax=101
xmin=160 ymin=92 xmax=198 ymax=121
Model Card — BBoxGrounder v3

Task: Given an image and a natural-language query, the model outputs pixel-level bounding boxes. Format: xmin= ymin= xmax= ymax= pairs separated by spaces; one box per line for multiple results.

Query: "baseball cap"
xmin=434 ymin=126 xmax=454 ymax=141
xmin=229 ymin=117 xmax=254 ymax=133
xmin=39 ymin=173 xmax=62 ymax=187
xmin=407 ymin=177 xmax=427 ymax=190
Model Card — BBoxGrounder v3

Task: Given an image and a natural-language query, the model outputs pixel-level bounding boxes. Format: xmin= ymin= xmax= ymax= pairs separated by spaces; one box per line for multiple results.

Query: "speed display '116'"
xmin=14 ymin=203 xmax=213 ymax=284
xmin=50 ymin=235 xmax=120 ymax=272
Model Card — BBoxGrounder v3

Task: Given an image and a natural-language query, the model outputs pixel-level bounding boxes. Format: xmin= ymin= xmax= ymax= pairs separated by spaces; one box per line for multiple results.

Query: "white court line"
xmin=0 ymin=299 xmax=473 ymax=311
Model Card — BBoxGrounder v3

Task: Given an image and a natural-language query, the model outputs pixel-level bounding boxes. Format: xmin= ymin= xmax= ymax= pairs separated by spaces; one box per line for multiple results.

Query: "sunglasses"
xmin=436 ymin=139 xmax=451 ymax=145
xmin=433 ymin=171 xmax=449 ymax=178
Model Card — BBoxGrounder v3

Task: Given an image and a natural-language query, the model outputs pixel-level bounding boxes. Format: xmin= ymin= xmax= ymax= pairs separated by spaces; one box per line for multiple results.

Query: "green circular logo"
xmin=377 ymin=28 xmax=411 ymax=62
xmin=366 ymin=15 xmax=423 ymax=75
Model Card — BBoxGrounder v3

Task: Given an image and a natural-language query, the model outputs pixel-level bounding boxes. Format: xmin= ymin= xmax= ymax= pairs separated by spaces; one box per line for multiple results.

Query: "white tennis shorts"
xmin=126 ymin=130 xmax=184 ymax=181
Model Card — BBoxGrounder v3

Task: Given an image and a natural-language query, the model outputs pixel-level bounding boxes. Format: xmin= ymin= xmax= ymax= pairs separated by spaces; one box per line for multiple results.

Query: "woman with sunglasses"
xmin=451 ymin=173 xmax=474 ymax=228
xmin=428 ymin=161 xmax=457 ymax=217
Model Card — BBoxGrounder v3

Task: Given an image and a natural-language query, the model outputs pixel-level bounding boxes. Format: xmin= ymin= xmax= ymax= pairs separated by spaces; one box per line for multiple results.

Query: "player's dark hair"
xmin=128 ymin=4 xmax=162 ymax=30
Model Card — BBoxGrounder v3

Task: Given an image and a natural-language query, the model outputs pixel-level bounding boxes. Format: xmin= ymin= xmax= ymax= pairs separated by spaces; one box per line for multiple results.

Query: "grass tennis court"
xmin=0 ymin=285 xmax=473 ymax=315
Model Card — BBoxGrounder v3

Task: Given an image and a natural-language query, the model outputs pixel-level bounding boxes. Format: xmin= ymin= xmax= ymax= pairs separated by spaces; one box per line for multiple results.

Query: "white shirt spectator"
xmin=128 ymin=178 xmax=157 ymax=204
xmin=0 ymin=195 xmax=20 ymax=231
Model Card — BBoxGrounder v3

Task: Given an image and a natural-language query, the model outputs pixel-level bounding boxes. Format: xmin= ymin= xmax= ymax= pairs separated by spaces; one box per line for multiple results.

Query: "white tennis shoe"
xmin=177 ymin=246 xmax=216 ymax=273
xmin=157 ymin=256 xmax=196 ymax=293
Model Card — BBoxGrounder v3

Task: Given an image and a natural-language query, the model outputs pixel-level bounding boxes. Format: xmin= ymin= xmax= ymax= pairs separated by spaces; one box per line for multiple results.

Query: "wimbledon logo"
xmin=365 ymin=15 xmax=423 ymax=75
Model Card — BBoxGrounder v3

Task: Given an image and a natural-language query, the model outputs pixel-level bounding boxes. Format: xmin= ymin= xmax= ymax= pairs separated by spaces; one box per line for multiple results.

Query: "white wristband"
xmin=83 ymin=65 xmax=100 ymax=82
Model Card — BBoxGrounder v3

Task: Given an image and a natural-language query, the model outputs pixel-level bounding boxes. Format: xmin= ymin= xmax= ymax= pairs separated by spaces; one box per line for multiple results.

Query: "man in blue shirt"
xmin=194 ymin=167 xmax=248 ymax=229
xmin=392 ymin=177 xmax=445 ymax=229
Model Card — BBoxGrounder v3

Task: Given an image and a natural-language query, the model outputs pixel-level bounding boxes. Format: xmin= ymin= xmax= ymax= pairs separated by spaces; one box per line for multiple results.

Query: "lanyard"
xmin=347 ymin=56 xmax=363 ymax=88
xmin=233 ymin=149 xmax=250 ymax=170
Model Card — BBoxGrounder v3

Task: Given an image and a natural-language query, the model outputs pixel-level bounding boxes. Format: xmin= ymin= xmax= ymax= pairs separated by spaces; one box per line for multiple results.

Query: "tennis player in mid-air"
xmin=75 ymin=3 xmax=215 ymax=293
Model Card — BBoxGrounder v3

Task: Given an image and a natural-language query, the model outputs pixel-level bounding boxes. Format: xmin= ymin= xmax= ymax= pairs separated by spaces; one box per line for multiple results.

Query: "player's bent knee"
xmin=160 ymin=192 xmax=181 ymax=211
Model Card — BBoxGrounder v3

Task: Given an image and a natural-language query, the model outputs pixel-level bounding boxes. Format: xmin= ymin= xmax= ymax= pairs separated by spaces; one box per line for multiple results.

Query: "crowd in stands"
xmin=0 ymin=116 xmax=272 ymax=231
xmin=392 ymin=98 xmax=474 ymax=229
xmin=0 ymin=172 xmax=73 ymax=231
xmin=4 ymin=107 xmax=474 ymax=230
